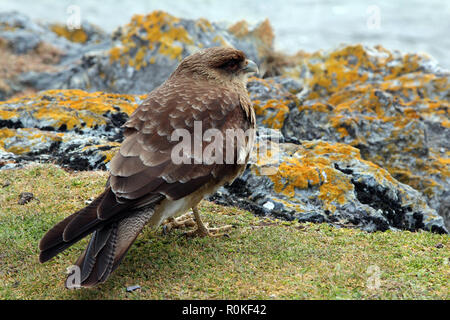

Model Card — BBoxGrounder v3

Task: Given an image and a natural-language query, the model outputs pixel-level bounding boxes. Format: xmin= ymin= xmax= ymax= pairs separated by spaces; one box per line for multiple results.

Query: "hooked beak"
xmin=242 ymin=59 xmax=259 ymax=75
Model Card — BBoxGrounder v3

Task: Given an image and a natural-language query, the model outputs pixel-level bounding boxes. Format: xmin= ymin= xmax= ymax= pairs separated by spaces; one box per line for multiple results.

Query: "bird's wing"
xmin=106 ymin=79 xmax=253 ymax=209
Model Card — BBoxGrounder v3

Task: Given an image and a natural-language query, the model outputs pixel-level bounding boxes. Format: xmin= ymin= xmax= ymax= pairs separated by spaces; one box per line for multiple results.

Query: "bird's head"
xmin=172 ymin=47 xmax=259 ymax=86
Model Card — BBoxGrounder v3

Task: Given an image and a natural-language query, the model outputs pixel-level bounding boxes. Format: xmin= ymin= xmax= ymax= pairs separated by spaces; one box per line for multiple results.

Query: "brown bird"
xmin=39 ymin=47 xmax=258 ymax=288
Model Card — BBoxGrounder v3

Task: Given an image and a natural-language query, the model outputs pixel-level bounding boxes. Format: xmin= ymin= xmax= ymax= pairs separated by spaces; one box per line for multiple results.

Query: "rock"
xmin=126 ymin=285 xmax=141 ymax=292
xmin=210 ymin=135 xmax=447 ymax=234
xmin=18 ymin=192 xmax=34 ymax=205
xmin=0 ymin=89 xmax=143 ymax=170
xmin=276 ymin=45 xmax=449 ymax=230
xmin=247 ymin=77 xmax=300 ymax=130
xmin=2 ymin=11 xmax=274 ymax=97
xmin=0 ymin=11 xmax=111 ymax=100
xmin=0 ymin=82 xmax=447 ymax=233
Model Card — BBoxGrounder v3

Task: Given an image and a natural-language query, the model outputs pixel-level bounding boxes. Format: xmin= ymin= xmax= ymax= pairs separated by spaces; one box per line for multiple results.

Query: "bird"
xmin=38 ymin=46 xmax=258 ymax=288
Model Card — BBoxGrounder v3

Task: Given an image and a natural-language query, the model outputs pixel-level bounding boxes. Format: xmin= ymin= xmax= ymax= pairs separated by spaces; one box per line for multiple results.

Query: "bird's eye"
xmin=221 ymin=59 xmax=240 ymax=71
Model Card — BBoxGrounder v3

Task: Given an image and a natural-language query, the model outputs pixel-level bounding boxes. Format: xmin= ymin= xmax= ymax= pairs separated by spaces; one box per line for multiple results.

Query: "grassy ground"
xmin=0 ymin=164 xmax=448 ymax=300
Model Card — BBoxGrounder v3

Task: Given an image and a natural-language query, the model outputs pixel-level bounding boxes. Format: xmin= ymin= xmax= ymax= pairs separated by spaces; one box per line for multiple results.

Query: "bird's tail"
xmin=69 ymin=222 xmax=120 ymax=287
xmin=39 ymin=191 xmax=109 ymax=264
xmin=39 ymin=191 xmax=159 ymax=288
xmin=68 ymin=206 xmax=157 ymax=288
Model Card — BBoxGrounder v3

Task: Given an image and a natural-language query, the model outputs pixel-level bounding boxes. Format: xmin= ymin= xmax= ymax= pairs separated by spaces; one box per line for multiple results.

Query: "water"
xmin=1 ymin=0 xmax=449 ymax=69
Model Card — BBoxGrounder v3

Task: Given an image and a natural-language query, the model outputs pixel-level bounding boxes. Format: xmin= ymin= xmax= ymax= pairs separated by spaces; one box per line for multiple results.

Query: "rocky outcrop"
xmin=0 ymin=11 xmax=448 ymax=233
xmin=0 ymin=11 xmax=274 ymax=99
xmin=279 ymin=45 xmax=450 ymax=230
xmin=0 ymin=90 xmax=142 ymax=169
xmin=0 ymin=11 xmax=112 ymax=100
xmin=210 ymin=129 xmax=446 ymax=233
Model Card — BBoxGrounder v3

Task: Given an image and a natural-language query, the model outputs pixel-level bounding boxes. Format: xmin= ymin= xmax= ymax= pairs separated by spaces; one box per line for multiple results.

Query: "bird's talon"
xmin=161 ymin=213 xmax=196 ymax=234
xmin=183 ymin=224 xmax=232 ymax=238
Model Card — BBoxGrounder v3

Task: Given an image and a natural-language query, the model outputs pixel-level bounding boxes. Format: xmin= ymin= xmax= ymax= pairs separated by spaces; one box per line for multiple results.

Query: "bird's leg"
xmin=184 ymin=206 xmax=232 ymax=238
xmin=162 ymin=213 xmax=196 ymax=234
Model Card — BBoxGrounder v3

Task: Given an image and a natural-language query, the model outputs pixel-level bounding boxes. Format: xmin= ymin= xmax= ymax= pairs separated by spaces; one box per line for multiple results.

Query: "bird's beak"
xmin=243 ymin=59 xmax=259 ymax=75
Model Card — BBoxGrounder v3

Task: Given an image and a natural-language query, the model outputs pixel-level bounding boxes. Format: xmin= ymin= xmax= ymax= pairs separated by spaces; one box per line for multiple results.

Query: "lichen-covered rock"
xmin=18 ymin=11 xmax=274 ymax=95
xmin=0 ymin=11 xmax=111 ymax=100
xmin=246 ymin=77 xmax=300 ymax=130
xmin=0 ymin=89 xmax=144 ymax=137
xmin=0 ymin=11 xmax=108 ymax=54
xmin=210 ymin=134 xmax=447 ymax=234
xmin=274 ymin=45 xmax=449 ymax=229
xmin=0 ymin=89 xmax=143 ymax=170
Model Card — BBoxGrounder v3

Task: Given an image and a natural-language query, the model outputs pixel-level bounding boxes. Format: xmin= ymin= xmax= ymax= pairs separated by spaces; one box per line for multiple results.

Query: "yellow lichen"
xmin=109 ymin=11 xmax=194 ymax=68
xmin=81 ymin=143 xmax=121 ymax=163
xmin=50 ymin=24 xmax=88 ymax=43
xmin=195 ymin=18 xmax=214 ymax=33
xmin=228 ymin=18 xmax=274 ymax=49
xmin=0 ymin=128 xmax=63 ymax=154
xmin=253 ymin=99 xmax=290 ymax=129
xmin=0 ymin=89 xmax=145 ymax=131
xmin=261 ymin=141 xmax=401 ymax=213
xmin=290 ymin=45 xmax=449 ymax=200
xmin=228 ymin=20 xmax=249 ymax=38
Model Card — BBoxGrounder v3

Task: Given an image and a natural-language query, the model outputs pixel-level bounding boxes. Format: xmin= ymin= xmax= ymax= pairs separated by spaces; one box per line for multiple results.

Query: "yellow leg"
xmin=184 ymin=206 xmax=232 ymax=238
xmin=162 ymin=212 xmax=196 ymax=234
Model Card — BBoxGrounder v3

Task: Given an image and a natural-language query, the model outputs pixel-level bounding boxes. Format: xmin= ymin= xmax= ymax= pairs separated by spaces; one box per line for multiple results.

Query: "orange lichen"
xmin=249 ymin=77 xmax=297 ymax=129
xmin=228 ymin=20 xmax=249 ymax=38
xmin=0 ymin=109 xmax=18 ymax=120
xmin=50 ymin=24 xmax=88 ymax=43
xmin=253 ymin=99 xmax=290 ymax=129
xmin=109 ymin=11 xmax=193 ymax=68
xmin=251 ymin=19 xmax=275 ymax=49
xmin=228 ymin=18 xmax=274 ymax=50
xmin=294 ymin=44 xmax=449 ymax=196
xmin=82 ymin=143 xmax=121 ymax=163
xmin=195 ymin=18 xmax=214 ymax=33
xmin=265 ymin=141 xmax=378 ymax=212
xmin=0 ymin=128 xmax=63 ymax=154
xmin=262 ymin=141 xmax=404 ymax=213
xmin=0 ymin=89 xmax=145 ymax=131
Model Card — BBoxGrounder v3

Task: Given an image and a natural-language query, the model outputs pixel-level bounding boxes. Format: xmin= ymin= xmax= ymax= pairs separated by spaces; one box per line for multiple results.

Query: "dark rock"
xmin=18 ymin=192 xmax=34 ymax=205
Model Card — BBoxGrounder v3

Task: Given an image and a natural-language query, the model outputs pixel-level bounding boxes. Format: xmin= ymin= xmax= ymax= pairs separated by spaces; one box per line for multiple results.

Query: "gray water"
xmin=1 ymin=0 xmax=449 ymax=68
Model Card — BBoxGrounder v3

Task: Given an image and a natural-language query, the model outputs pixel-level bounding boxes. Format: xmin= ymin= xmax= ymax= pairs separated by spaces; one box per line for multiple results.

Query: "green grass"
xmin=0 ymin=164 xmax=448 ymax=299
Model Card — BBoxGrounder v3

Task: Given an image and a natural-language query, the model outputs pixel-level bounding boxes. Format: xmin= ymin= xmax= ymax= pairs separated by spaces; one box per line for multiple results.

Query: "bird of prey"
xmin=39 ymin=47 xmax=258 ymax=288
